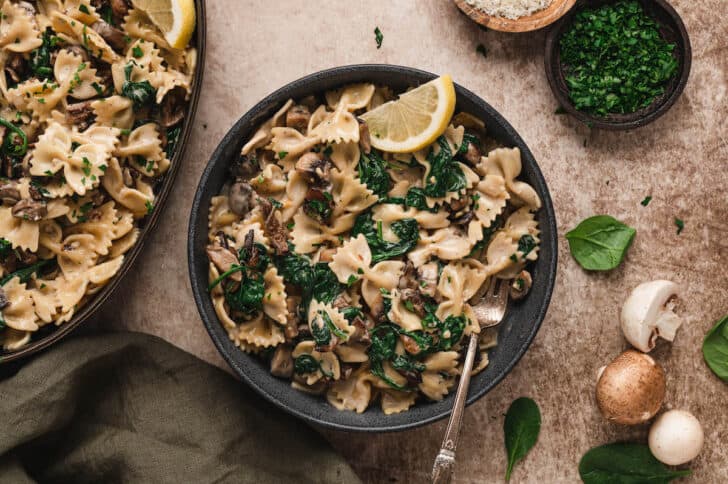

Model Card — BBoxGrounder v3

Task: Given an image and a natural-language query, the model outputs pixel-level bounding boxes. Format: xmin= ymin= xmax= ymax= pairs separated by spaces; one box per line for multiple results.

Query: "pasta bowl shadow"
xmin=187 ymin=65 xmax=557 ymax=432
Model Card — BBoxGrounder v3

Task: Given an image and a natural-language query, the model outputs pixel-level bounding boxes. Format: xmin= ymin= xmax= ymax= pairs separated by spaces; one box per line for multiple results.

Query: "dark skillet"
xmin=188 ymin=65 xmax=557 ymax=432
xmin=0 ymin=0 xmax=207 ymax=364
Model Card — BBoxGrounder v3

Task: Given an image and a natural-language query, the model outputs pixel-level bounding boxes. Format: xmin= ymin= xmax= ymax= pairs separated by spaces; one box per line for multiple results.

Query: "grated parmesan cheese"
xmin=465 ymin=0 xmax=553 ymax=20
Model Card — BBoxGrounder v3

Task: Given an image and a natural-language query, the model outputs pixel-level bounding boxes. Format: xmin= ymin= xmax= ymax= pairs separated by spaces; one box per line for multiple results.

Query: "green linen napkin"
xmin=0 ymin=332 xmax=361 ymax=484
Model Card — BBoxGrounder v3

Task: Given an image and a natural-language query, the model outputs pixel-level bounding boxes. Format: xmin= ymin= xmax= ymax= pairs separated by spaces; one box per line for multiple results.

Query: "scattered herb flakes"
xmin=476 ymin=43 xmax=488 ymax=58
xmin=277 ymin=150 xmax=288 ymax=160
xmin=145 ymin=200 xmax=154 ymax=214
xmin=78 ymin=4 xmax=90 ymax=15
xmin=374 ymin=26 xmax=383 ymax=49
xmin=504 ymin=397 xmax=541 ymax=482
xmin=132 ymin=45 xmax=143 ymax=58
xmin=559 ymin=0 xmax=679 ymax=116
xmin=641 ymin=195 xmax=652 ymax=206
xmin=674 ymin=217 xmax=684 ymax=234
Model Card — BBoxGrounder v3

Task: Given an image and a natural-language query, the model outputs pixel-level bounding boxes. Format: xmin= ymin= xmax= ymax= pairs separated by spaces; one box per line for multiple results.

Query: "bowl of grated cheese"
xmin=454 ymin=0 xmax=576 ymax=32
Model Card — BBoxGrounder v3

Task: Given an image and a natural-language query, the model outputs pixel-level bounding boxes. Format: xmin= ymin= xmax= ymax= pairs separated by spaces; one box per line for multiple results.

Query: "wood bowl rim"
xmin=454 ymin=0 xmax=578 ymax=33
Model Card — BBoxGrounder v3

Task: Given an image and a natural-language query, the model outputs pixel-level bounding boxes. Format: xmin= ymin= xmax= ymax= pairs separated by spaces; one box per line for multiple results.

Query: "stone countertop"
xmin=96 ymin=1 xmax=728 ymax=482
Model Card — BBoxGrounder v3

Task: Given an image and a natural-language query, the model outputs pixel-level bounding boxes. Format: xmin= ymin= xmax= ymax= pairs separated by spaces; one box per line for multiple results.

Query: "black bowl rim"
xmin=544 ymin=0 xmax=692 ymax=130
xmin=0 ymin=0 xmax=208 ymax=364
xmin=187 ymin=64 xmax=558 ymax=432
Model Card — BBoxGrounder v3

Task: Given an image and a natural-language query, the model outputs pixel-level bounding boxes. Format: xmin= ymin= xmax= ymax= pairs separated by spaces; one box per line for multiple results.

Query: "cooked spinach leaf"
xmin=517 ymin=234 xmax=537 ymax=257
xmin=238 ymin=242 xmax=270 ymax=273
xmin=703 ymin=315 xmax=728 ymax=383
xmin=504 ymin=397 xmax=541 ymax=482
xmin=457 ymin=132 xmax=480 ymax=155
xmin=0 ymin=117 xmax=28 ymax=158
xmin=422 ymin=137 xmax=467 ymax=198
xmin=350 ymin=212 xmax=419 ymax=263
xmin=565 ymin=215 xmax=636 ymax=271
xmin=293 ymin=354 xmax=321 ymax=375
xmin=224 ymin=272 xmax=264 ymax=316
xmin=358 ymin=150 xmax=392 ymax=197
xmin=274 ymin=253 xmax=341 ymax=308
xmin=436 ymin=315 xmax=466 ymax=350
xmin=0 ymin=238 xmax=12 ymax=259
xmin=0 ymin=259 xmax=53 ymax=286
xmin=579 ymin=443 xmax=691 ymax=484
xmin=391 ymin=353 xmax=425 ymax=373
xmin=122 ymin=63 xmax=156 ymax=110
xmin=311 ymin=313 xmax=331 ymax=347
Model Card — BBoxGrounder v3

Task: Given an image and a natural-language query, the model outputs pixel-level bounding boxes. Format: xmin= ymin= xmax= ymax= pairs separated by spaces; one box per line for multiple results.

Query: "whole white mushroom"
xmin=648 ymin=410 xmax=704 ymax=465
xmin=621 ymin=280 xmax=683 ymax=352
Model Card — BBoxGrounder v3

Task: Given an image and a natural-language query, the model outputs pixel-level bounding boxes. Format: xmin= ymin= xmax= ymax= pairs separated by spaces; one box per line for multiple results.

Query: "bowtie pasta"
xmin=206 ymin=83 xmax=541 ymax=414
xmin=0 ymin=0 xmax=196 ymax=350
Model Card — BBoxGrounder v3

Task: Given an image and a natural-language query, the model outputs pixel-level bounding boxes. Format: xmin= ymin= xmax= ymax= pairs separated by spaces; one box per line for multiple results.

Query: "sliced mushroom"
xmin=0 ymin=287 xmax=8 ymax=310
xmin=621 ymin=280 xmax=682 ymax=353
xmin=259 ymin=197 xmax=289 ymax=255
xmin=302 ymin=188 xmax=333 ymax=224
xmin=284 ymin=297 xmax=301 ymax=340
xmin=231 ymin=153 xmax=260 ymax=178
xmin=449 ymin=210 xmax=474 ymax=226
xmin=160 ymin=87 xmax=186 ymax=128
xmin=228 ymin=180 xmax=255 ymax=216
xmin=91 ymin=20 xmax=127 ymax=51
xmin=65 ymin=45 xmax=90 ymax=62
xmin=463 ymin=141 xmax=481 ymax=166
xmin=400 ymin=333 xmax=424 ymax=356
xmin=0 ymin=181 xmax=20 ymax=206
xmin=596 ymin=350 xmax=666 ymax=425
xmin=206 ymin=237 xmax=241 ymax=282
xmin=11 ymin=199 xmax=47 ymax=222
xmin=416 ymin=262 xmax=439 ymax=298
xmin=358 ymin=119 xmax=371 ymax=154
xmin=285 ymin=104 xmax=310 ymax=131
xmin=66 ymin=101 xmax=96 ymax=132
xmin=5 ymin=53 xmax=28 ymax=84
xmin=110 ymin=0 xmax=130 ymax=21
xmin=349 ymin=317 xmax=371 ymax=345
xmin=510 ymin=270 xmax=532 ymax=300
xmin=270 ymin=345 xmax=294 ymax=378
xmin=400 ymin=288 xmax=427 ymax=318
xmin=398 ymin=261 xmax=418 ymax=290
xmin=296 ymin=152 xmax=331 ymax=184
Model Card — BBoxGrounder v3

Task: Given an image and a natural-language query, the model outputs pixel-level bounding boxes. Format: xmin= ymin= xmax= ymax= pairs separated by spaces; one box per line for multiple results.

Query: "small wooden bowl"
xmin=454 ymin=0 xmax=577 ymax=32
xmin=544 ymin=0 xmax=692 ymax=130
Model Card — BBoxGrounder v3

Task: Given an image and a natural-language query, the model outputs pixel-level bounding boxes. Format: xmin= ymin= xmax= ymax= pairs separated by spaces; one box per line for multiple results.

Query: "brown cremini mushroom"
xmin=270 ymin=345 xmax=294 ymax=378
xmin=596 ymin=350 xmax=666 ymax=425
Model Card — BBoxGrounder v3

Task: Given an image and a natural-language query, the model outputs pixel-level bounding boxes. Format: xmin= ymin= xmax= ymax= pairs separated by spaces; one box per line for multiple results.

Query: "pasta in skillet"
xmin=206 ymin=83 xmax=541 ymax=414
xmin=0 ymin=0 xmax=196 ymax=350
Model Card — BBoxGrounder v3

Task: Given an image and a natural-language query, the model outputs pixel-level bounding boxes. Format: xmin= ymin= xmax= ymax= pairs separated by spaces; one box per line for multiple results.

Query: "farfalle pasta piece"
xmin=327 ymin=366 xmax=375 ymax=413
xmin=329 ymin=234 xmax=404 ymax=309
xmin=0 ymin=2 xmax=43 ymax=53
xmin=408 ymin=227 xmax=472 ymax=267
xmin=325 ymin=83 xmax=376 ymax=111
xmin=468 ymin=174 xmax=509 ymax=243
xmin=51 ymin=11 xmax=119 ymax=63
xmin=477 ymin=147 xmax=541 ymax=210
xmin=115 ymin=123 xmax=169 ymax=176
xmin=54 ymin=49 xmax=105 ymax=100
xmin=7 ymin=79 xmax=67 ymax=117
xmin=381 ymin=389 xmax=418 ymax=415
xmin=307 ymin=300 xmax=355 ymax=347
xmin=330 ymin=168 xmax=378 ymax=217
xmin=267 ymin=127 xmax=320 ymax=163
xmin=102 ymin=158 xmax=154 ymax=217
xmin=262 ymin=267 xmax=288 ymax=325
xmin=235 ymin=312 xmax=285 ymax=349
xmin=242 ymin=99 xmax=293 ymax=155
xmin=436 ymin=260 xmax=487 ymax=321
xmin=372 ymin=203 xmax=449 ymax=242
xmin=249 ymin=163 xmax=286 ymax=194
xmin=387 ymin=288 xmax=423 ymax=332
xmin=92 ymin=95 xmax=135 ymax=129
xmin=290 ymin=211 xmax=357 ymax=254
xmin=0 ymin=206 xmax=40 ymax=251
xmin=208 ymin=195 xmax=239 ymax=234
xmin=328 ymin=141 xmax=360 ymax=174
xmin=1 ymin=277 xmax=39 ymax=332
xmin=419 ymin=351 xmax=460 ymax=401
xmin=279 ymin=170 xmax=308 ymax=222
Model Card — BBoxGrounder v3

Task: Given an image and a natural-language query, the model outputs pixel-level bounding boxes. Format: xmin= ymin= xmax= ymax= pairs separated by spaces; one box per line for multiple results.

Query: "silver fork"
xmin=431 ymin=277 xmax=510 ymax=484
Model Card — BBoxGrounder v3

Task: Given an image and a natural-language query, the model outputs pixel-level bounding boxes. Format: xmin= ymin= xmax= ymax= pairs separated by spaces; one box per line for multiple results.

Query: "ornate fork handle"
xmin=431 ymin=333 xmax=479 ymax=484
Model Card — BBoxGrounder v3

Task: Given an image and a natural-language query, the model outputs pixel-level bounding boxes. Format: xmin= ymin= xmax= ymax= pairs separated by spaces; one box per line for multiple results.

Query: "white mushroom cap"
xmin=649 ymin=410 xmax=704 ymax=465
xmin=621 ymin=280 xmax=682 ymax=353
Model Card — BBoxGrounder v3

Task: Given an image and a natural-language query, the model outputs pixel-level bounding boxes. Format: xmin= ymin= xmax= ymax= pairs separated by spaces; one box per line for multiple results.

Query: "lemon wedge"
xmin=131 ymin=0 xmax=196 ymax=49
xmin=360 ymin=75 xmax=456 ymax=153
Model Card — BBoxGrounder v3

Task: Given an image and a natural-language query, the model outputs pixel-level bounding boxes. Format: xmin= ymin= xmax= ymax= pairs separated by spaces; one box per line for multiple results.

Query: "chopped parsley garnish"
xmin=641 ymin=196 xmax=652 ymax=207
xmin=132 ymin=45 xmax=144 ymax=58
xmin=476 ymin=43 xmax=488 ymax=58
xmin=145 ymin=200 xmax=154 ymax=215
xmin=674 ymin=217 xmax=684 ymax=235
xmin=559 ymin=0 xmax=679 ymax=116
xmin=121 ymin=62 xmax=156 ymax=110
xmin=277 ymin=150 xmax=288 ymax=160
xmin=78 ymin=4 xmax=90 ymax=14
xmin=374 ymin=26 xmax=383 ymax=49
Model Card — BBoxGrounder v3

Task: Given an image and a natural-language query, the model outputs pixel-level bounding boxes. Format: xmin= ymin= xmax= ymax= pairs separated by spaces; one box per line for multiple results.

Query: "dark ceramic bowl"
xmin=0 ymin=0 xmax=207 ymax=364
xmin=545 ymin=0 xmax=691 ymax=130
xmin=188 ymin=65 xmax=557 ymax=432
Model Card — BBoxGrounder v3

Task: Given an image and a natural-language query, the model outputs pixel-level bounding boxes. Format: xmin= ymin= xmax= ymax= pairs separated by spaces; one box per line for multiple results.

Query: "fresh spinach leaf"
xmin=504 ymin=397 xmax=541 ymax=482
xmin=404 ymin=187 xmax=439 ymax=212
xmin=703 ymin=315 xmax=728 ymax=383
xmin=274 ymin=253 xmax=341 ymax=307
xmin=224 ymin=272 xmax=264 ymax=316
xmin=579 ymin=443 xmax=691 ymax=484
xmin=565 ymin=215 xmax=636 ymax=271
xmin=275 ymin=251 xmax=313 ymax=288
xmin=311 ymin=263 xmax=340 ymax=304
xmin=311 ymin=312 xmax=332 ymax=347
xmin=121 ymin=63 xmax=156 ymax=110
xmin=350 ymin=212 xmax=419 ymax=263
xmin=358 ymin=150 xmax=392 ymax=197
xmin=422 ymin=137 xmax=467 ymax=198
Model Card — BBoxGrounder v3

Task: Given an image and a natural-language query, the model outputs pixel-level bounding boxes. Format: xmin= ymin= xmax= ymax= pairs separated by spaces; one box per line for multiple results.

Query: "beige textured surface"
xmin=96 ymin=1 xmax=728 ymax=482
